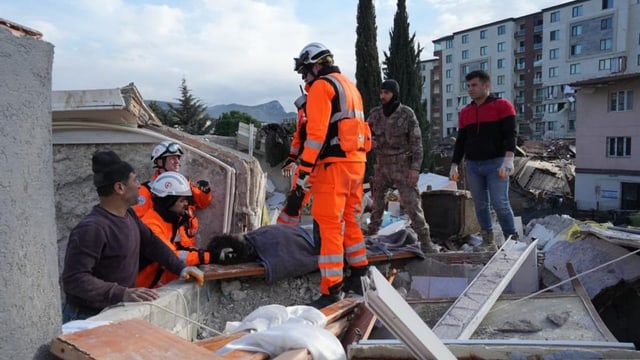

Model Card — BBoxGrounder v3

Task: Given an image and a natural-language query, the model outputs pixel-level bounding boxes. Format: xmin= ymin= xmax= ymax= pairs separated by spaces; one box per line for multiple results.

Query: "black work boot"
xmin=308 ymin=282 xmax=344 ymax=309
xmin=343 ymin=266 xmax=368 ymax=296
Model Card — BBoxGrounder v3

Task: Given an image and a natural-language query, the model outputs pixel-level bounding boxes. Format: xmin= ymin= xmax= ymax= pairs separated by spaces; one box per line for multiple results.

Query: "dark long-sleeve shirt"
xmin=367 ymin=103 xmax=423 ymax=170
xmin=62 ymin=205 xmax=185 ymax=311
xmin=452 ymin=95 xmax=516 ymax=164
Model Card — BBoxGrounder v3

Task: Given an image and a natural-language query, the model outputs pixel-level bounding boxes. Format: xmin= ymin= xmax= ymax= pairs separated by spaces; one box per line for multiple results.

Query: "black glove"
xmin=196 ymin=180 xmax=211 ymax=194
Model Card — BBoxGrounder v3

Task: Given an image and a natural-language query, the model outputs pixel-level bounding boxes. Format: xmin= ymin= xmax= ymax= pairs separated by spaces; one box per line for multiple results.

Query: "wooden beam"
xmin=50 ymin=318 xmax=220 ymax=360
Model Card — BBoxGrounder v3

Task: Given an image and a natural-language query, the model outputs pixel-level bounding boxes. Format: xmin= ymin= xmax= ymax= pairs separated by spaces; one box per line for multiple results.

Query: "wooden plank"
xmin=433 ymin=239 xmax=538 ymax=340
xmin=195 ymin=332 xmax=247 ymax=352
xmin=566 ymin=262 xmax=618 ymax=342
xmin=50 ymin=318 xmax=220 ymax=360
xmin=202 ymin=252 xmax=423 ymax=282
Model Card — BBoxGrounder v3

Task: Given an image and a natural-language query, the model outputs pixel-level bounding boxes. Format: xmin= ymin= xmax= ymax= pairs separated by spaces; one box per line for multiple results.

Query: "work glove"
xmin=196 ymin=180 xmax=211 ymax=194
xmin=498 ymin=156 xmax=515 ymax=179
xmin=180 ymin=266 xmax=204 ymax=286
xmin=281 ymin=159 xmax=296 ymax=177
xmin=449 ymin=163 xmax=459 ymax=182
xmin=295 ymin=170 xmax=311 ymax=192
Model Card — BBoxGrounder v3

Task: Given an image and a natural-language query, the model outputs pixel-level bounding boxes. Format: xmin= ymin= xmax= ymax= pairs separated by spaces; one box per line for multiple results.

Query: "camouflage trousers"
xmin=367 ymin=157 xmax=430 ymax=238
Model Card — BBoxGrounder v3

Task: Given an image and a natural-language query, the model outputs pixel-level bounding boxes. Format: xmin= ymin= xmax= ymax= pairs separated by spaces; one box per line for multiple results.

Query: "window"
xmin=571 ymin=25 xmax=583 ymax=36
xmin=462 ymin=50 xmax=469 ymax=59
xmin=461 ymin=96 xmax=469 ymax=105
xmin=497 ymin=58 xmax=505 ymax=68
xmin=602 ymin=0 xmax=614 ymax=10
xmin=549 ymin=66 xmax=558 ymax=77
xmin=621 ymin=182 xmax=640 ymax=210
xmin=480 ymin=46 xmax=488 ymax=56
xmin=497 ymin=42 xmax=505 ymax=52
xmin=461 ymin=65 xmax=470 ymax=74
xmin=445 ymin=69 xmax=452 ymax=79
xmin=638 ymin=54 xmax=640 ymax=66
xmin=496 ymin=91 xmax=505 ymax=98
xmin=600 ymin=38 xmax=612 ymax=50
xmin=550 ymin=30 xmax=560 ymax=41
xmin=570 ymin=63 xmax=581 ymax=74
xmin=572 ymin=5 xmax=583 ymax=17
xmin=445 ymin=39 xmax=453 ymax=49
xmin=547 ymin=122 xmax=555 ymax=131
xmin=610 ymin=90 xmax=634 ymax=111
xmin=607 ymin=137 xmax=631 ymax=157
xmin=461 ymin=34 xmax=469 ymax=44
xmin=550 ymin=11 xmax=560 ymax=23
xmin=445 ymin=54 xmax=452 ymax=64
xmin=446 ymin=84 xmax=453 ymax=93
xmin=601 ymin=18 xmax=612 ymax=30
xmin=480 ymin=30 xmax=487 ymax=39
xmin=481 ymin=61 xmax=488 ymax=70
xmin=446 ymin=98 xmax=453 ymax=107
xmin=599 ymin=58 xmax=611 ymax=70
xmin=497 ymin=25 xmax=506 ymax=35
xmin=571 ymin=44 xmax=583 ymax=56
xmin=549 ymin=48 xmax=559 ymax=59
xmin=446 ymin=113 xmax=453 ymax=122
xmin=535 ymin=122 xmax=543 ymax=132
xmin=497 ymin=75 xmax=505 ymax=85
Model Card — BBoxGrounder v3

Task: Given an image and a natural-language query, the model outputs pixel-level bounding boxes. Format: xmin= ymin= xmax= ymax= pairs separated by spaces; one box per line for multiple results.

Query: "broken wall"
xmin=0 ymin=23 xmax=61 ymax=359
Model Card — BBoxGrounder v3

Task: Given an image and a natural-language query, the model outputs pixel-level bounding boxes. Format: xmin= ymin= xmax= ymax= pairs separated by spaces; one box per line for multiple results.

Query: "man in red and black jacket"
xmin=450 ymin=70 xmax=517 ymax=252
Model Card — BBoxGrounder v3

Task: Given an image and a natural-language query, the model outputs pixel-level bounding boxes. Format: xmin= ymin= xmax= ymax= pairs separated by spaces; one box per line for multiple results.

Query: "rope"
xmin=489 ymin=246 xmax=640 ymax=314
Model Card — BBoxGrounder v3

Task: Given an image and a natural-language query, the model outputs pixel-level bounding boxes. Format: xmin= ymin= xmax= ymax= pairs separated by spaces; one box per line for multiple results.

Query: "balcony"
xmin=534 ymin=112 xmax=545 ymax=118
xmin=515 ymin=46 xmax=525 ymax=54
xmin=533 ymin=42 xmax=543 ymax=50
xmin=515 ymin=96 xmax=525 ymax=103
xmin=515 ymin=29 xmax=526 ymax=37
xmin=534 ymin=24 xmax=543 ymax=33
xmin=534 ymin=95 xmax=544 ymax=102
xmin=515 ymin=80 xmax=526 ymax=88
xmin=533 ymin=78 xmax=543 ymax=84
xmin=515 ymin=63 xmax=526 ymax=71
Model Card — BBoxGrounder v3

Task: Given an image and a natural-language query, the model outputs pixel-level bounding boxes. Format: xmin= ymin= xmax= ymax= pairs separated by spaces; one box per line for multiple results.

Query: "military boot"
xmin=417 ymin=229 xmax=438 ymax=254
xmin=343 ymin=266 xmax=368 ymax=296
xmin=475 ymin=230 xmax=498 ymax=252
xmin=308 ymin=282 xmax=344 ymax=309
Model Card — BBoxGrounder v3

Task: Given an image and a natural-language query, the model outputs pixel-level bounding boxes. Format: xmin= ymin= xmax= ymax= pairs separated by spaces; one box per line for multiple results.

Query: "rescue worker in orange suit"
xmin=293 ymin=42 xmax=372 ymax=308
xmin=278 ymin=83 xmax=315 ymax=225
xmin=135 ymin=141 xmax=212 ymax=248
xmin=136 ymin=171 xmax=212 ymax=288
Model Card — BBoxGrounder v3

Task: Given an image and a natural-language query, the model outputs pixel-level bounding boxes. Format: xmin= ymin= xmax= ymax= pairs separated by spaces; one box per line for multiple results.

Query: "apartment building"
xmin=430 ymin=0 xmax=640 ymax=141
xmin=418 ymin=58 xmax=440 ymax=140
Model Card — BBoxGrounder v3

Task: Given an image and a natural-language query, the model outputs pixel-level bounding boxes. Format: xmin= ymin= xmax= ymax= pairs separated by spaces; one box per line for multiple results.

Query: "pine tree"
xmin=167 ymin=78 xmax=214 ymax=135
xmin=384 ymin=0 xmax=433 ymax=171
xmin=355 ymin=0 xmax=383 ymax=182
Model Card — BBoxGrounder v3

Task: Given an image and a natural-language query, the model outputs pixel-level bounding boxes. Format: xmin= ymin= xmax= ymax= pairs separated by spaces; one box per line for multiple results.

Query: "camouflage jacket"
xmin=367 ymin=103 xmax=423 ymax=170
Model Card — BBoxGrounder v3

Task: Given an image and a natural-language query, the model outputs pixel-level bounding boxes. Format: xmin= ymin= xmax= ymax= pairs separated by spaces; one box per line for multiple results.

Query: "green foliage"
xmin=384 ymin=0 xmax=433 ymax=171
xmin=213 ymin=110 xmax=261 ymax=136
xmin=165 ymin=78 xmax=214 ymax=135
xmin=148 ymin=101 xmax=170 ymax=124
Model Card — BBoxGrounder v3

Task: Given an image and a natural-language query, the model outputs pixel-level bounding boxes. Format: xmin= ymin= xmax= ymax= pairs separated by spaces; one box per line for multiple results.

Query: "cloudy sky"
xmin=3 ymin=0 xmax=564 ymax=112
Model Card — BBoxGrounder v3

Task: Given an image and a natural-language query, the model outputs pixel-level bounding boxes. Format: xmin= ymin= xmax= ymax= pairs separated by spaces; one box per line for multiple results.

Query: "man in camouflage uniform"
xmin=365 ymin=79 xmax=437 ymax=253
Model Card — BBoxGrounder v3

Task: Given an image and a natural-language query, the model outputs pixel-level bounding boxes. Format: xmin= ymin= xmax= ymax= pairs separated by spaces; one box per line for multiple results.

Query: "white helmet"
xmin=149 ymin=171 xmax=192 ymax=197
xmin=151 ymin=141 xmax=183 ymax=163
xmin=294 ymin=42 xmax=333 ymax=73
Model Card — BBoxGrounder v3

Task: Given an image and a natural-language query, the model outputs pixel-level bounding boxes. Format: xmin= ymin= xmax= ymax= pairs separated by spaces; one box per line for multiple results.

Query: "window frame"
xmin=606 ymin=136 xmax=632 ymax=158
xmin=570 ymin=63 xmax=581 ymax=74
xmin=609 ymin=90 xmax=634 ymax=112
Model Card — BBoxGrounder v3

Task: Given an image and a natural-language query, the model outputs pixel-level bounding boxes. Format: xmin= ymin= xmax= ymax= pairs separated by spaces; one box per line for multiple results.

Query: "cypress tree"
xmin=355 ymin=0 xmax=383 ymax=182
xmin=355 ymin=0 xmax=382 ymax=117
xmin=384 ymin=0 xmax=433 ymax=171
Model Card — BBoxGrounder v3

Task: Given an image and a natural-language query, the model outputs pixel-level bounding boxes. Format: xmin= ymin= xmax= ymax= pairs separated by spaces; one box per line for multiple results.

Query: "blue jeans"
xmin=62 ymin=301 xmax=101 ymax=323
xmin=465 ymin=158 xmax=516 ymax=235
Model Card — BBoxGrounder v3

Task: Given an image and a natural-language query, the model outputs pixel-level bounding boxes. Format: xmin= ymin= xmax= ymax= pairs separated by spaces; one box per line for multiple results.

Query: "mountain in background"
xmin=145 ymin=100 xmax=296 ymax=124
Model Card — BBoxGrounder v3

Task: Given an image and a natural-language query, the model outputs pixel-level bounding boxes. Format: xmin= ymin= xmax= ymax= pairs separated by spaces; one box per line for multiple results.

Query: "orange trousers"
xmin=311 ymin=161 xmax=368 ymax=294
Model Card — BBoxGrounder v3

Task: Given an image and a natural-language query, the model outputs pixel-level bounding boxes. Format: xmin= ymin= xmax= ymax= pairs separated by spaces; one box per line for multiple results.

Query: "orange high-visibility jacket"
xmin=297 ymin=71 xmax=367 ymax=175
xmin=134 ymin=170 xmax=212 ymax=247
xmin=135 ymin=209 xmax=209 ymax=288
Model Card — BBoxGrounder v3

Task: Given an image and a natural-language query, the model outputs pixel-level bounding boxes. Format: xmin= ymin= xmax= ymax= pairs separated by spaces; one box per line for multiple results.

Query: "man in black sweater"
xmin=61 ymin=149 xmax=204 ymax=323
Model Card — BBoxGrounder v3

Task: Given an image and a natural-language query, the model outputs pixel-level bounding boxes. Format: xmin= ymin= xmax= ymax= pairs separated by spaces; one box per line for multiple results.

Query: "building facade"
xmin=430 ymin=0 xmax=640 ymax=141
